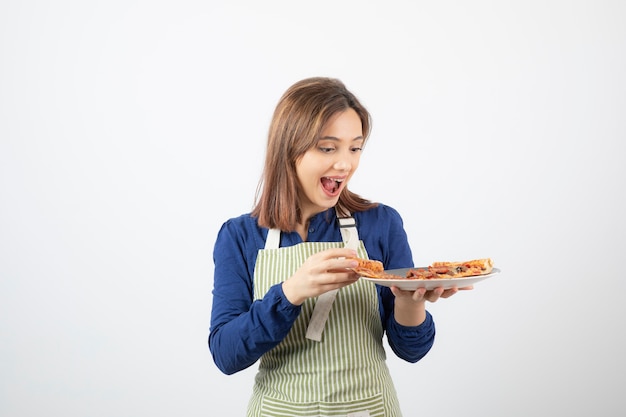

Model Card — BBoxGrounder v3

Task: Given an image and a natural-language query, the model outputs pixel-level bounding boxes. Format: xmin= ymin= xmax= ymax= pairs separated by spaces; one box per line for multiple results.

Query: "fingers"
xmin=301 ymin=249 xmax=360 ymax=285
xmin=391 ymin=285 xmax=472 ymax=303
xmin=312 ymin=248 xmax=360 ymax=272
xmin=423 ymin=287 xmax=445 ymax=302
xmin=390 ymin=286 xmax=429 ymax=302
xmin=320 ymin=247 xmax=359 ymax=260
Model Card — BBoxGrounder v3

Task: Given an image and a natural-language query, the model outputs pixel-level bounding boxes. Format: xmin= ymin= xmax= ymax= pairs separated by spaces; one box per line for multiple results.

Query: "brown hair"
xmin=252 ymin=77 xmax=378 ymax=231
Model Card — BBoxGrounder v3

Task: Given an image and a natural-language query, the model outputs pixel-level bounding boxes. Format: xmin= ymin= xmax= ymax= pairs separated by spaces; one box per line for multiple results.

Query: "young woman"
xmin=209 ymin=77 xmax=467 ymax=416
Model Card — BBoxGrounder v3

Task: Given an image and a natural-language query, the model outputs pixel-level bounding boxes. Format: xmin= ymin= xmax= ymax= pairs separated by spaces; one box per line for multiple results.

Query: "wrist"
xmin=394 ymin=300 xmax=426 ymax=327
xmin=281 ymin=280 xmax=305 ymax=306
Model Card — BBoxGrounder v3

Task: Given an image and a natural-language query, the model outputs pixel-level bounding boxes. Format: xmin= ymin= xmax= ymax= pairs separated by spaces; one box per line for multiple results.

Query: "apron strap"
xmin=265 ymin=228 xmax=281 ymax=250
xmin=337 ymin=215 xmax=359 ymax=251
xmin=305 ymin=211 xmax=359 ymax=341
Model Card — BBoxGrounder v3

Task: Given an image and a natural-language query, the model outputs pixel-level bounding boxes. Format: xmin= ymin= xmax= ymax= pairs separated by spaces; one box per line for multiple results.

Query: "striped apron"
xmin=247 ymin=217 xmax=402 ymax=417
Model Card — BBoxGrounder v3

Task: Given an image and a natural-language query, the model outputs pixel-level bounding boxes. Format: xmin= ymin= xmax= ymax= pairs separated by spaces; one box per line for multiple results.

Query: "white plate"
xmin=360 ymin=267 xmax=501 ymax=291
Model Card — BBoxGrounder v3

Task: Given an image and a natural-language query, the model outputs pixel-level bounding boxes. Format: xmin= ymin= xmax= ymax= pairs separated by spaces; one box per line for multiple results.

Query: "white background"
xmin=1 ymin=1 xmax=625 ymax=416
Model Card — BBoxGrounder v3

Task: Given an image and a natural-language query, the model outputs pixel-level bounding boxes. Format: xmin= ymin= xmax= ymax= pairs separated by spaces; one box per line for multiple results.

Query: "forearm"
xmin=209 ymin=284 xmax=301 ymax=374
xmin=385 ymin=310 xmax=435 ymax=363
xmin=393 ymin=298 xmax=427 ymax=326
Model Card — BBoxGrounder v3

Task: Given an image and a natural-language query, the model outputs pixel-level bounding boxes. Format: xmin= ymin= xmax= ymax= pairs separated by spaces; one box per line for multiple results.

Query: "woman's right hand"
xmin=281 ymin=248 xmax=360 ymax=305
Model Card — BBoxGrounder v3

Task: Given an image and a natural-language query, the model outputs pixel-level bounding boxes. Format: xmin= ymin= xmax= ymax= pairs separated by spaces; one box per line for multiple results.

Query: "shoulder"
xmin=353 ymin=203 xmax=405 ymax=225
xmin=352 ymin=203 xmax=408 ymax=243
xmin=220 ymin=213 xmax=256 ymax=230
xmin=215 ymin=213 xmax=267 ymax=251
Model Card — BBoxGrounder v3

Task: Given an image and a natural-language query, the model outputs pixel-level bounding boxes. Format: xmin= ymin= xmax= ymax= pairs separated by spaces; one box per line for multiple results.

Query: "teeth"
xmin=324 ymin=177 xmax=344 ymax=182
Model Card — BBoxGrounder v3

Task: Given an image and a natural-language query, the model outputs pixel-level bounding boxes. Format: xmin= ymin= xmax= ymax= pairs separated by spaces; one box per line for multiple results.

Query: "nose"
xmin=333 ymin=157 xmax=351 ymax=172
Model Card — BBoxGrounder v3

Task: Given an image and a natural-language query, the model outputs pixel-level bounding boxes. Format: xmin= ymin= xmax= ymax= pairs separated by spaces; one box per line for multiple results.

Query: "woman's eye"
xmin=319 ymin=147 xmax=335 ymax=153
xmin=351 ymin=147 xmax=363 ymax=153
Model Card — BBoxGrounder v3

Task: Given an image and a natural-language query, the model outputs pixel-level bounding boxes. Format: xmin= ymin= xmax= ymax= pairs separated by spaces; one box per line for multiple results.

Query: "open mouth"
xmin=321 ymin=176 xmax=344 ymax=195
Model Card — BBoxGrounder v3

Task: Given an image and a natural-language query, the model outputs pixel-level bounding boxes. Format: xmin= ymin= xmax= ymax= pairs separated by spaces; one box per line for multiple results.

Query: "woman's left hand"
xmin=390 ymin=285 xmax=474 ymax=326
xmin=391 ymin=285 xmax=474 ymax=304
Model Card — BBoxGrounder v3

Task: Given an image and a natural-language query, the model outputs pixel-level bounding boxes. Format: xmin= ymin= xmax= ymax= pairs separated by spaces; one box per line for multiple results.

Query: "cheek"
xmin=351 ymin=155 xmax=361 ymax=172
xmin=294 ymin=158 xmax=312 ymax=189
xmin=295 ymin=154 xmax=318 ymax=180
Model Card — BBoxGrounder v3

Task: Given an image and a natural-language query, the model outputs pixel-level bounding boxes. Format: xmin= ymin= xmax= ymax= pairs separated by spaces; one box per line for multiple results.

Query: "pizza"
xmin=406 ymin=258 xmax=494 ymax=280
xmin=348 ymin=257 xmax=406 ymax=279
xmin=350 ymin=257 xmax=494 ymax=280
xmin=347 ymin=257 xmax=385 ymax=277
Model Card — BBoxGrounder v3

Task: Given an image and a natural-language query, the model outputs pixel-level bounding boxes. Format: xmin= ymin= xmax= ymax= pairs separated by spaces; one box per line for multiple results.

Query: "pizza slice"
xmin=346 ymin=257 xmax=402 ymax=279
xmin=407 ymin=258 xmax=493 ymax=279
xmin=350 ymin=257 xmax=494 ymax=281
xmin=347 ymin=257 xmax=384 ymax=278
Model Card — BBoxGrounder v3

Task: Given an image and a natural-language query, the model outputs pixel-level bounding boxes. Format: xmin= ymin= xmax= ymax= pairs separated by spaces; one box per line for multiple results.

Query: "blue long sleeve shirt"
xmin=209 ymin=204 xmax=435 ymax=375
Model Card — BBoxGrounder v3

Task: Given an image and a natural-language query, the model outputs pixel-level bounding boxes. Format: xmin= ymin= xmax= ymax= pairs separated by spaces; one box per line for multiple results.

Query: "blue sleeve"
xmin=208 ymin=218 xmax=302 ymax=375
xmin=358 ymin=205 xmax=436 ymax=363
xmin=382 ymin=288 xmax=435 ymax=363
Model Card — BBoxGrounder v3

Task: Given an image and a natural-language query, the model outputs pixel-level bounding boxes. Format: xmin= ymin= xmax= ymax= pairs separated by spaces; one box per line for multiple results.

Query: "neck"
xmin=296 ymin=206 xmax=323 ymax=241
xmin=295 ymin=221 xmax=308 ymax=241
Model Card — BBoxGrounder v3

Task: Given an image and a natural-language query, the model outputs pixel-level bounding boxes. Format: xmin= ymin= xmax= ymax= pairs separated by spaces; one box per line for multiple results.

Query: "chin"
xmin=322 ymin=197 xmax=341 ymax=210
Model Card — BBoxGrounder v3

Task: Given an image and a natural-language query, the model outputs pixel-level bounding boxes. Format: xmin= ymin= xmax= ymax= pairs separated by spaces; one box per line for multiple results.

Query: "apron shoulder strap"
xmin=265 ymin=228 xmax=281 ymax=250
xmin=305 ymin=212 xmax=360 ymax=342
xmin=336 ymin=211 xmax=359 ymax=250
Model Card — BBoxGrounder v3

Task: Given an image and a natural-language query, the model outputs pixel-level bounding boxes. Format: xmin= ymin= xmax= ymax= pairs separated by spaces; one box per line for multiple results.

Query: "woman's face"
xmin=295 ymin=108 xmax=364 ymax=221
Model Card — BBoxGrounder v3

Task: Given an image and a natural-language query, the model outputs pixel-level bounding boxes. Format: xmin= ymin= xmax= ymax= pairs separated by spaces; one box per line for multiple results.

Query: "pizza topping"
xmin=405 ymin=268 xmax=438 ymax=280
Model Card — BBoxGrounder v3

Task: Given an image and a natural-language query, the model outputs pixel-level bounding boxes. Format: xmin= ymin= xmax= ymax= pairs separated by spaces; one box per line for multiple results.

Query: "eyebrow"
xmin=319 ymin=135 xmax=364 ymax=141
